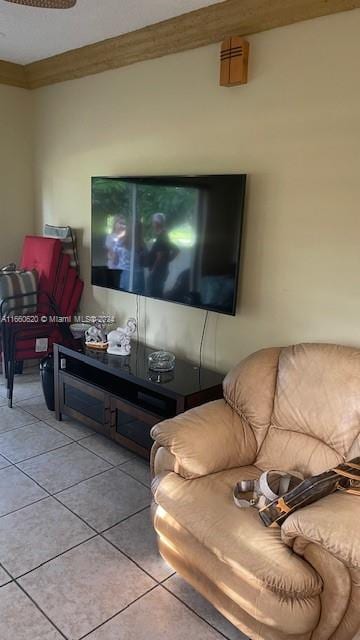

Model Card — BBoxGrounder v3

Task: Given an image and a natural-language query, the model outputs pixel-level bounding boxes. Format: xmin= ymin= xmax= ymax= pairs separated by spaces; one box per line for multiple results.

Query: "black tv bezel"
xmin=91 ymin=174 xmax=247 ymax=316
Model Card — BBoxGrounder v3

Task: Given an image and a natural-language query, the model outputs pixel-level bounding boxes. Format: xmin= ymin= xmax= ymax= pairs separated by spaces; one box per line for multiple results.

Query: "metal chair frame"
xmin=0 ymin=290 xmax=72 ymax=407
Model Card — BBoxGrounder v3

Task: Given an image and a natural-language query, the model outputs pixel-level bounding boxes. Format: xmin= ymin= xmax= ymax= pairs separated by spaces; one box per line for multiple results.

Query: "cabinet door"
xmin=59 ymin=372 xmax=110 ymax=435
xmin=110 ymin=397 xmax=160 ymax=459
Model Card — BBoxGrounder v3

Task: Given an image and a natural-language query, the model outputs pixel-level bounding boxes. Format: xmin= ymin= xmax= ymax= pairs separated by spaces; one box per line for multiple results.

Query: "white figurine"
xmin=107 ymin=317 xmax=137 ymax=356
xmin=85 ymin=325 xmax=106 ymax=344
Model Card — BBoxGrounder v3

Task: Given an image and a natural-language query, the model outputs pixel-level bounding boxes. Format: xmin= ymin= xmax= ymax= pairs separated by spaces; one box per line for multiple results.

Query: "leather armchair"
xmin=151 ymin=343 xmax=360 ymax=640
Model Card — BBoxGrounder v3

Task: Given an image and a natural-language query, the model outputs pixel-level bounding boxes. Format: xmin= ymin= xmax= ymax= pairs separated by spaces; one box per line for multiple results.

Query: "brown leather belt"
xmin=259 ymin=457 xmax=360 ymax=527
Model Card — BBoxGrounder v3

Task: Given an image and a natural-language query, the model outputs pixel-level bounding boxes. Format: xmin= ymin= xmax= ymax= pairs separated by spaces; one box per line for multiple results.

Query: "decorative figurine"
xmin=85 ymin=324 xmax=106 ymax=343
xmin=107 ymin=317 xmax=137 ymax=356
xmin=85 ymin=323 xmax=108 ymax=350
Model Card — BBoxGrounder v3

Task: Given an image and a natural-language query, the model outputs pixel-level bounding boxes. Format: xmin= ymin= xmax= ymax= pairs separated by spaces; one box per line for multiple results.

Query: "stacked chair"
xmin=0 ymin=235 xmax=83 ymax=407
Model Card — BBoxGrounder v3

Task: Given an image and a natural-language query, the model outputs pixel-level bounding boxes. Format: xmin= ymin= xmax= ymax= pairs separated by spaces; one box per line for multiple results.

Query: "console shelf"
xmin=54 ymin=342 xmax=223 ymax=459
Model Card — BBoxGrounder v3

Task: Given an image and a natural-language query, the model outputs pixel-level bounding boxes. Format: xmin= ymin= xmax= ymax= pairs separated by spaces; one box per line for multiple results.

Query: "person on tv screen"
xmin=105 ymin=215 xmax=130 ymax=289
xmin=131 ymin=221 xmax=147 ymax=294
xmin=105 ymin=216 xmax=124 ymax=288
xmin=121 ymin=220 xmax=148 ymax=294
xmin=147 ymin=212 xmax=179 ymax=299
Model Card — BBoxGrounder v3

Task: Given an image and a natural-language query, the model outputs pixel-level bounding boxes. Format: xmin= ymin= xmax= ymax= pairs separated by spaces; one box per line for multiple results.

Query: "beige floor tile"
xmin=0 ymin=405 xmax=39 ymax=433
xmin=79 ymin=434 xmax=134 ymax=465
xmin=19 ymin=537 xmax=155 ymax=640
xmin=104 ymin=507 xmax=173 ymax=581
xmin=0 ymin=466 xmax=47 ymax=517
xmin=120 ymin=456 xmax=150 ymax=486
xmin=0 ymin=421 xmax=71 ymax=463
xmin=16 ymin=394 xmax=54 ymax=422
xmin=7 ymin=371 xmax=40 ymax=385
xmin=0 ymin=582 xmax=62 ymax=639
xmin=45 ymin=415 xmax=94 ymax=440
xmin=57 ymin=467 xmax=151 ymax=531
xmin=164 ymin=575 xmax=249 ymax=640
xmin=18 ymin=393 xmax=93 ymax=441
xmin=0 ymin=497 xmax=94 ymax=577
xmin=11 ymin=380 xmax=43 ymax=402
xmin=19 ymin=442 xmax=111 ymax=493
xmin=0 ymin=453 xmax=10 ymax=470
xmin=87 ymin=585 xmax=225 ymax=640
xmin=0 ymin=566 xmax=11 ymax=586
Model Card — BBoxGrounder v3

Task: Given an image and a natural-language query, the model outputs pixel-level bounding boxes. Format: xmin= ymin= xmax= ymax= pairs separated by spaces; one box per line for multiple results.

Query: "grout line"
xmin=0 ymin=386 xmax=234 ymax=639
xmin=14 ymin=580 xmax=69 ymax=640
xmin=43 ymin=422 xmax=96 ymax=442
xmin=14 ymin=392 xmax=43 ymax=404
xmin=0 ymin=418 xmax=40 ymax=436
xmin=0 ymin=547 xmax=68 ymax=640
xmin=16 ymin=440 xmax=84 ymax=464
xmin=115 ymin=462 xmax=151 ymax=489
xmin=8 ymin=399 xmax=85 ymax=446
xmin=0 ymin=452 xmax=17 ymax=465
xmin=14 ymin=533 xmax=98 ymax=581
xmin=0 ymin=495 xmax=49 ymax=520
xmin=160 ymin=582 xmax=232 ymax=640
xmin=75 ymin=439 xmax=132 ymax=467
xmin=0 ymin=466 xmax=114 ymax=518
xmin=12 ymin=395 xmax=151 ymax=483
xmin=78 ymin=584 xmax=159 ymax=640
xmin=159 ymin=572 xmax=176 ymax=583
xmin=9 ymin=440 xmax=74 ymax=465
xmin=1 ymin=447 xmax=144 ymax=515
xmin=100 ymin=504 xmax=150 ymax=535
xmin=7 ymin=460 xmax=157 ymax=582
xmin=14 ymin=404 xmax=51 ymax=421
xmin=97 ymin=519 xmax=164 ymax=584
xmin=51 ymin=466 xmax=115 ymax=496
xmin=0 ymin=420 xmax=161 ymax=638
xmin=0 ymin=560 xmax=12 ymax=585
xmin=0 ymin=464 xmax=222 ymax=640
xmin=4 ymin=469 xmax=164 ymax=636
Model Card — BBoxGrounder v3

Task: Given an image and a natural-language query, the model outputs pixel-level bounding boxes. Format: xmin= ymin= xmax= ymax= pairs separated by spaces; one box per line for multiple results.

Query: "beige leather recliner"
xmin=151 ymin=343 xmax=360 ymax=640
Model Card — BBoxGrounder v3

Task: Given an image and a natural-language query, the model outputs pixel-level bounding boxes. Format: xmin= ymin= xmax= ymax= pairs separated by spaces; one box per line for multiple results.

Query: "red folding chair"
xmin=0 ymin=236 xmax=84 ymax=407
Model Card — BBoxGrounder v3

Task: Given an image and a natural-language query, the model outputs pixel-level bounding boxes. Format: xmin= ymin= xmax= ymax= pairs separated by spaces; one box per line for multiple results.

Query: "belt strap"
xmin=233 ymin=470 xmax=303 ymax=510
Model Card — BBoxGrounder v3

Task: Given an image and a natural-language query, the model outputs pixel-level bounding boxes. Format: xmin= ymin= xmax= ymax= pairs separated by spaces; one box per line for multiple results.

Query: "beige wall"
xmin=32 ymin=9 xmax=360 ymax=372
xmin=0 ymin=85 xmax=34 ymax=265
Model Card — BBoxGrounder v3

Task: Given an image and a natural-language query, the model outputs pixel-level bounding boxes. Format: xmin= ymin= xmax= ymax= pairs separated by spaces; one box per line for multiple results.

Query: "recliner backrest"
xmin=223 ymin=343 xmax=360 ymax=476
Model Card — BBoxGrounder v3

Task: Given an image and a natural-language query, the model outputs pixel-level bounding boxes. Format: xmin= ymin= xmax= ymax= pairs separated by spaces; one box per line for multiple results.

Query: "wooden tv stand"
xmin=54 ymin=342 xmax=223 ymax=459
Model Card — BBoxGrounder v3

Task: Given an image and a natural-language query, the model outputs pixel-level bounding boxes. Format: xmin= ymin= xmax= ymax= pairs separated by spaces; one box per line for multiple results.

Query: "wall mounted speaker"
xmin=220 ymin=36 xmax=249 ymax=87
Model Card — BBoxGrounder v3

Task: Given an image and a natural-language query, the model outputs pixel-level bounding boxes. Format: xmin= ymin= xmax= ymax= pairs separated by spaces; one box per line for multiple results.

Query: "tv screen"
xmin=91 ymin=175 xmax=246 ymax=315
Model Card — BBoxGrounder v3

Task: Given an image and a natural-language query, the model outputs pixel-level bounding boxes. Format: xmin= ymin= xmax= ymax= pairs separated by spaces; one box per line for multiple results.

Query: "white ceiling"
xmin=0 ymin=0 xmax=224 ymax=64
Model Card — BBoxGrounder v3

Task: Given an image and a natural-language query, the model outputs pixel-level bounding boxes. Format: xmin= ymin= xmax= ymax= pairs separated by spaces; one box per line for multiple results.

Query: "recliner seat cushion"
xmin=153 ymin=467 xmax=322 ymax=634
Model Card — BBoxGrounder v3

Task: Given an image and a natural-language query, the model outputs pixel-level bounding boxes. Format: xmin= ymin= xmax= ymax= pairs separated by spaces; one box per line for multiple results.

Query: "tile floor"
xmin=0 ymin=368 xmax=249 ymax=640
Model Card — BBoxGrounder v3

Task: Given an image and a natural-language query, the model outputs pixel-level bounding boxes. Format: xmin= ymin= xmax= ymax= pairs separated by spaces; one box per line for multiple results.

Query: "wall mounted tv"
xmin=91 ymin=174 xmax=246 ymax=316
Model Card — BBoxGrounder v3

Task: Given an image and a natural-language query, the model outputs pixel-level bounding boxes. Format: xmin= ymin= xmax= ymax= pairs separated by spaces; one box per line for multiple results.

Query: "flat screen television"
xmin=91 ymin=174 xmax=246 ymax=315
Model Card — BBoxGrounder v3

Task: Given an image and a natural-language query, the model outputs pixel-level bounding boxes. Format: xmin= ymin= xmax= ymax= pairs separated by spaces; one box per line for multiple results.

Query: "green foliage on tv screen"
xmin=92 ymin=177 xmax=197 ymax=241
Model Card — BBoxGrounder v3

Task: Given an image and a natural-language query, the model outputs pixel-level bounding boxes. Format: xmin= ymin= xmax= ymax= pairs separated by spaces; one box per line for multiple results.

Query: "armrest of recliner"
xmin=150 ymin=398 xmax=257 ymax=479
xmin=281 ymin=492 xmax=360 ymax=570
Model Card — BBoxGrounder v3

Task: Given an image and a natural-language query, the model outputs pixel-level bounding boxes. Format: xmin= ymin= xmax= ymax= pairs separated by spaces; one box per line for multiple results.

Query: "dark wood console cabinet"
xmin=54 ymin=343 xmax=224 ymax=459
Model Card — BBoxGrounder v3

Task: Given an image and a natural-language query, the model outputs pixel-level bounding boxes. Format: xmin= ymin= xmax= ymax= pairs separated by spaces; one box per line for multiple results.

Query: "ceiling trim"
xmin=0 ymin=59 xmax=27 ymax=88
xmin=1 ymin=0 xmax=360 ymax=90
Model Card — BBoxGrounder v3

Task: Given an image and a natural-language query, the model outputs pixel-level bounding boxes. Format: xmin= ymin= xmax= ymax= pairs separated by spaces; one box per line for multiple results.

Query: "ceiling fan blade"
xmin=4 ymin=0 xmax=76 ymax=7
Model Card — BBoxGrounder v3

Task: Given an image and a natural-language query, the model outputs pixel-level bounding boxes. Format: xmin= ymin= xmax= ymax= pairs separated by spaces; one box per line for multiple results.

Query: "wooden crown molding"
xmin=0 ymin=59 xmax=28 ymax=88
xmin=1 ymin=0 xmax=360 ymax=90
